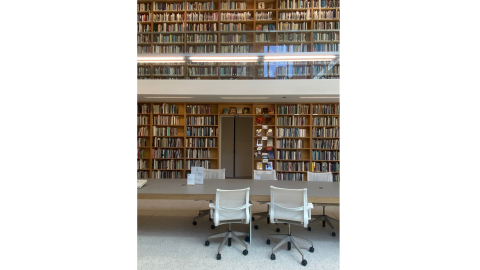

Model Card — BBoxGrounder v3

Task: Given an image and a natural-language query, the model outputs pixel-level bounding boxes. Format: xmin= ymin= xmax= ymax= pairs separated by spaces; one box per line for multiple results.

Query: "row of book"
xmin=154 ymin=34 xmax=184 ymax=43
xmin=186 ymin=12 xmax=218 ymax=21
xmin=154 ymin=13 xmax=184 ymax=22
xmin=277 ymin=104 xmax=310 ymax=114
xmin=138 ymin=138 xmax=148 ymax=147
xmin=277 ymin=127 xmax=308 ymax=137
xmin=152 ymin=149 xmax=183 ymax=159
xmin=138 ymin=149 xmax=147 ymax=159
xmin=312 ymin=139 xmax=339 ymax=149
xmin=315 ymin=0 xmax=340 ymax=8
xmin=154 ymin=2 xmax=185 ymax=11
xmin=138 ymin=104 xmax=150 ymax=114
xmin=292 ymin=66 xmax=311 ymax=75
xmin=312 ymin=150 xmax=339 ymax=160
xmin=313 ymin=65 xmax=339 ymax=76
xmin=153 ymin=160 xmax=183 ymax=169
xmin=277 ymin=172 xmax=304 ymax=181
xmin=256 ymin=33 xmax=271 ymax=42
xmin=221 ymin=12 xmax=251 ymax=21
xmin=188 ymin=34 xmax=217 ymax=43
xmin=153 ymin=115 xmax=180 ymax=125
xmin=187 ymin=66 xmax=219 ymax=76
xmin=277 ymin=138 xmax=305 ymax=148
xmin=276 ymin=66 xmax=287 ymax=76
xmin=279 ymin=32 xmax=306 ymax=42
xmin=153 ymin=66 xmax=184 ymax=75
xmin=277 ymin=22 xmax=308 ymax=30
xmin=152 ymin=171 xmax=182 ymax=179
xmin=220 ymin=45 xmax=251 ymax=53
xmin=278 ymin=0 xmax=311 ymax=9
xmin=220 ymin=66 xmax=249 ymax=76
xmin=153 ymin=137 xmax=183 ymax=147
xmin=141 ymin=156 xmax=154 ymax=167
xmin=186 ymin=138 xmax=216 ymax=147
xmin=256 ymin=11 xmax=273 ymax=20
xmin=220 ymin=1 xmax=247 ymax=10
xmin=153 ymin=127 xmax=179 ymax=136
xmin=313 ymin=116 xmax=338 ymax=126
xmin=138 ymin=34 xmax=151 ymax=43
xmin=187 ymin=1 xmax=215 ymax=11
xmin=186 ymin=116 xmax=218 ymax=125
xmin=153 ymin=103 xmax=179 ymax=114
xmin=138 ymin=116 xmax=149 ymax=125
xmin=186 ymin=105 xmax=213 ymax=114
xmin=277 ymin=150 xmax=303 ymax=160
xmin=312 ymin=104 xmax=339 ymax=114
xmin=221 ymin=34 xmax=247 ymax=43
xmin=186 ymin=127 xmax=218 ymax=136
xmin=312 ymin=127 xmax=339 ymax=137
xmin=187 ymin=45 xmax=217 ymax=53
xmin=186 ymin=148 xmax=211 ymax=158
xmin=313 ymin=10 xmax=338 ymax=19
xmin=138 ymin=171 xmax=149 ymax=179
xmin=138 ymin=14 xmax=150 ymax=22
xmin=186 ymin=160 xmax=211 ymax=169
xmin=138 ymin=3 xmax=150 ymax=12
xmin=313 ymin=43 xmax=339 ymax=52
xmin=277 ymin=116 xmax=308 ymax=126
xmin=220 ymin=23 xmax=248 ymax=31
xmin=153 ymin=45 xmax=183 ymax=53
xmin=313 ymin=21 xmax=339 ymax=29
xmin=312 ymin=161 xmax=339 ymax=172
xmin=277 ymin=161 xmax=309 ymax=171
xmin=313 ymin=32 xmax=339 ymax=41
xmin=279 ymin=11 xmax=311 ymax=20
xmin=138 ymin=127 xmax=149 ymax=136
xmin=137 ymin=46 xmax=152 ymax=54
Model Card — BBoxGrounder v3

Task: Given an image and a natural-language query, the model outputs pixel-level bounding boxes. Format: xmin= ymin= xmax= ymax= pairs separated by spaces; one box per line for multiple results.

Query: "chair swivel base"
xmin=252 ymin=212 xmax=280 ymax=232
xmin=266 ymin=225 xmax=314 ymax=266
xmin=192 ymin=210 xmax=216 ymax=229
xmin=204 ymin=224 xmax=249 ymax=260
xmin=308 ymin=215 xmax=338 ymax=236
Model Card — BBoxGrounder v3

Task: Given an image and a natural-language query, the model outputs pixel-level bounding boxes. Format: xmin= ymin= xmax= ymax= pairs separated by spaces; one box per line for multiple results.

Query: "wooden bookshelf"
xmin=138 ymin=101 xmax=339 ymax=181
xmin=137 ymin=0 xmax=340 ymax=80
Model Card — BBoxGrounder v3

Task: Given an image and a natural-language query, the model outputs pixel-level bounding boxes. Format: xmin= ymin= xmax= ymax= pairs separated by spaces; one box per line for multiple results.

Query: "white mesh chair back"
xmin=214 ymin=188 xmax=251 ymax=226
xmin=204 ymin=168 xmax=226 ymax=179
xmin=269 ymin=186 xmax=309 ymax=228
xmin=307 ymin=171 xmax=333 ymax=182
xmin=253 ymin=170 xmax=276 ymax=180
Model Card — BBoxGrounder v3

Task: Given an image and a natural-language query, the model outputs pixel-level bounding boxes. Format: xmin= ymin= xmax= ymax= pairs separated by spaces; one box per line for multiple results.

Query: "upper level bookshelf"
xmin=137 ymin=0 xmax=340 ymax=54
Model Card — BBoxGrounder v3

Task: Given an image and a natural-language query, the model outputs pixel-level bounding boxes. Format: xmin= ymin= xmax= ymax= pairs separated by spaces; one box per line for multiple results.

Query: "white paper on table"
xmin=187 ymin=174 xmax=195 ymax=186
xmin=193 ymin=166 xmax=204 ymax=185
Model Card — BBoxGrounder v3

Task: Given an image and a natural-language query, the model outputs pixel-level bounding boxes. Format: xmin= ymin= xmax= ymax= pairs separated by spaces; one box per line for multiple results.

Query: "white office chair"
xmin=266 ymin=186 xmax=314 ymax=266
xmin=251 ymin=170 xmax=281 ymax=232
xmin=204 ymin=188 xmax=252 ymax=260
xmin=193 ymin=169 xmax=226 ymax=228
xmin=306 ymin=172 xmax=338 ymax=236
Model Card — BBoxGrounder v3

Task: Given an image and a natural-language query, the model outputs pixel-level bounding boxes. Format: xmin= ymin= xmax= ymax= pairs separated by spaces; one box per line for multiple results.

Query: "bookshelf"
xmin=138 ymin=0 xmax=340 ymax=80
xmin=138 ymin=101 xmax=339 ymax=181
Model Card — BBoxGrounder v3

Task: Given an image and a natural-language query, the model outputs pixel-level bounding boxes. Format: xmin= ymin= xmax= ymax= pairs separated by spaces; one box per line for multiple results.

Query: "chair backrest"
xmin=213 ymin=188 xmax=250 ymax=225
xmin=269 ymin=186 xmax=309 ymax=228
xmin=307 ymin=172 xmax=333 ymax=182
xmin=204 ymin=168 xmax=226 ymax=179
xmin=253 ymin=170 xmax=276 ymax=180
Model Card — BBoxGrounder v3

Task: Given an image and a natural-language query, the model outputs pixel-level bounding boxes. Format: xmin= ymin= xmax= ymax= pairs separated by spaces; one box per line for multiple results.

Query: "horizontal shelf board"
xmin=138 ymin=136 xmax=150 ymax=138
xmin=276 ymin=125 xmax=310 ymax=127
xmin=185 ymin=158 xmax=218 ymax=159
xmin=152 ymin=125 xmax=184 ymax=127
xmin=137 ymin=169 xmax=150 ymax=170
xmin=152 ymin=135 xmax=184 ymax=137
xmin=276 ymin=170 xmax=308 ymax=173
xmin=186 ymin=136 xmax=219 ymax=137
xmin=152 ymin=158 xmax=184 ymax=160
xmin=186 ymin=113 xmax=217 ymax=115
xmin=152 ymin=147 xmax=184 ymax=149
xmin=276 ymin=148 xmax=310 ymax=149
xmin=311 ymin=160 xmax=340 ymax=161
xmin=276 ymin=159 xmax=311 ymax=161
xmin=276 ymin=137 xmax=309 ymax=138
xmin=312 ymin=137 xmax=339 ymax=139
xmin=152 ymin=75 xmax=184 ymax=77
xmin=151 ymin=169 xmax=185 ymax=170
xmin=152 ymin=114 xmax=185 ymax=116
xmin=312 ymin=149 xmax=340 ymax=150
xmin=186 ymin=125 xmax=218 ymax=126
xmin=219 ymin=42 xmax=254 ymax=44
xmin=138 ymin=29 xmax=340 ymax=34
xmin=186 ymin=147 xmax=218 ymax=148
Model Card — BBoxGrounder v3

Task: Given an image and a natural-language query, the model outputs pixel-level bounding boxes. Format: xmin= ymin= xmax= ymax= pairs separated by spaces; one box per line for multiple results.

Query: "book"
xmin=267 ymin=128 xmax=273 ymax=136
xmin=265 ymin=117 xmax=272 ymax=125
xmin=255 ymin=24 xmax=263 ymax=31
xmin=256 ymin=129 xmax=262 ymax=136
xmin=262 ymin=151 xmax=268 ymax=158
xmin=267 ymin=146 xmax=272 ymax=151
xmin=256 ymin=162 xmax=263 ymax=170
xmin=256 ymin=138 xmax=263 ymax=146
xmin=257 ymin=68 xmax=264 ymax=76
xmin=268 ymin=107 xmax=274 ymax=114
xmin=265 ymin=162 xmax=273 ymax=170
xmin=254 ymin=151 xmax=261 ymax=159
xmin=255 ymin=108 xmax=261 ymax=114
xmin=258 ymin=1 xmax=265 ymax=9
xmin=237 ymin=107 xmax=242 ymax=114
xmin=243 ymin=107 xmax=250 ymax=114
xmin=262 ymin=108 xmax=268 ymax=114
xmin=256 ymin=117 xmax=263 ymax=124
xmin=267 ymin=3 xmax=273 ymax=9
xmin=223 ymin=108 xmax=228 ymax=114
xmin=268 ymin=150 xmax=274 ymax=159
xmin=267 ymin=138 xmax=273 ymax=146
xmin=268 ymin=24 xmax=275 ymax=31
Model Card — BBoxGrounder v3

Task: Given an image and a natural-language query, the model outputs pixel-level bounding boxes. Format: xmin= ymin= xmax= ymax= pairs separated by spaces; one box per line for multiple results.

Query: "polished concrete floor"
xmin=138 ymin=199 xmax=340 ymax=270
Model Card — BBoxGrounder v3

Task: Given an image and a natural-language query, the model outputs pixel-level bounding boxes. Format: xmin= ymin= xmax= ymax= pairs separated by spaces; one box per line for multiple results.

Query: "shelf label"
xmin=262 ymin=125 xmax=268 ymax=129
xmin=262 ymin=136 xmax=267 ymax=140
xmin=257 ymin=147 xmax=262 ymax=150
xmin=262 ymin=159 xmax=268 ymax=163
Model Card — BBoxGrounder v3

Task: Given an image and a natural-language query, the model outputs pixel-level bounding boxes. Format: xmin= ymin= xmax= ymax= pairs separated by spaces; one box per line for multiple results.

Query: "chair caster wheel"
xmin=288 ymin=242 xmax=291 ymax=250
xmin=308 ymin=227 xmax=311 ymax=231
xmin=301 ymin=259 xmax=307 ymax=266
xmin=309 ymin=247 xmax=314 ymax=253
xmin=254 ymin=225 xmax=259 ymax=230
xmin=332 ymin=232 xmax=336 ymax=237
xmin=205 ymin=241 xmax=210 ymax=246
xmin=245 ymin=236 xmax=250 ymax=242
xmin=251 ymin=217 xmax=255 ymax=221
xmin=243 ymin=249 xmax=248 ymax=256
xmin=276 ymin=228 xmax=280 ymax=233
xmin=266 ymin=239 xmax=270 ymax=245
xmin=193 ymin=221 xmax=197 ymax=225
xmin=270 ymin=254 xmax=276 ymax=260
xmin=211 ymin=225 xmax=215 ymax=229
xmin=267 ymin=217 xmax=270 ymax=224
xmin=216 ymin=254 xmax=221 ymax=260
xmin=228 ymin=238 xmax=232 ymax=246
xmin=322 ymin=220 xmax=326 ymax=227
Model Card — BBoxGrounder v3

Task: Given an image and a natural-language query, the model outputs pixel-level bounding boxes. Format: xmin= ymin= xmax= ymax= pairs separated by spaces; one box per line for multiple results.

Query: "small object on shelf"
xmin=256 ymin=162 xmax=263 ymax=170
xmin=258 ymin=1 xmax=265 ymax=9
xmin=256 ymin=139 xmax=263 ymax=146
xmin=262 ymin=108 xmax=268 ymax=114
xmin=267 ymin=3 xmax=273 ymax=9
xmin=243 ymin=107 xmax=250 ymax=114
xmin=268 ymin=107 xmax=274 ymax=114
xmin=223 ymin=108 xmax=228 ymax=114
xmin=230 ymin=107 xmax=237 ymax=114
xmin=255 ymin=151 xmax=261 ymax=159
xmin=255 ymin=108 xmax=262 ymax=114
xmin=266 ymin=128 xmax=273 ymax=136
xmin=257 ymin=68 xmax=264 ymax=76
xmin=265 ymin=117 xmax=272 ymax=125
xmin=256 ymin=129 xmax=262 ymax=136
xmin=265 ymin=162 xmax=273 ymax=171
xmin=237 ymin=108 xmax=243 ymax=114
xmin=268 ymin=24 xmax=275 ymax=31
xmin=256 ymin=117 xmax=263 ymax=124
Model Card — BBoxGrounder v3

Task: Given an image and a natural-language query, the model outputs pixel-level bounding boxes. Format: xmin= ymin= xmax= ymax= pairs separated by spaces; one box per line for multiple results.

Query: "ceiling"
xmin=137 ymin=94 xmax=339 ymax=103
